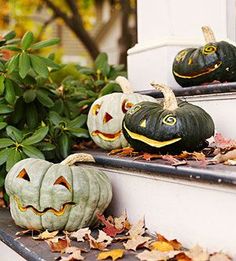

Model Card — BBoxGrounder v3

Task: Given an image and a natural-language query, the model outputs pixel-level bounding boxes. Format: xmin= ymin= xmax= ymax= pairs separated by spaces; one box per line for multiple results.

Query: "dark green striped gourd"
xmin=122 ymin=83 xmax=215 ymax=154
xmin=172 ymin=26 xmax=236 ymax=87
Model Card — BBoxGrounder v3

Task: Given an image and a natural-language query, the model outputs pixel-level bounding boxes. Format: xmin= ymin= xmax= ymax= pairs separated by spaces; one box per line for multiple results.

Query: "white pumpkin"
xmin=87 ymin=77 xmax=157 ymax=150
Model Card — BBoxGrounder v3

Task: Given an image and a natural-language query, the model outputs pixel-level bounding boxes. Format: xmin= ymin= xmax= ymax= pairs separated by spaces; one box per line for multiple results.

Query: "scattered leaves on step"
xmin=32 ymin=230 xmax=59 ymax=240
xmin=109 ymin=147 xmax=138 ymax=157
xmin=136 ymin=250 xmax=180 ymax=261
xmin=97 ymin=249 xmax=125 ymax=261
xmin=127 ymin=218 xmax=146 ymax=238
xmin=97 ymin=213 xmax=124 ymax=237
xmin=57 ymin=249 xmax=85 ymax=260
xmin=123 ymin=235 xmax=151 ymax=251
xmin=87 ymin=230 xmax=113 ymax=250
xmin=46 ymin=236 xmax=70 ymax=252
xmin=70 ymin=227 xmax=91 ymax=242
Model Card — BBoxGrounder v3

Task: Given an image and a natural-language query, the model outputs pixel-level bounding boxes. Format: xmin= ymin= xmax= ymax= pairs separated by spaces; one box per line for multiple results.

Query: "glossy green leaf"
xmin=3 ymin=45 xmax=21 ymax=51
xmin=30 ymin=55 xmax=49 ymax=78
xmin=5 ymin=79 xmax=16 ymax=105
xmin=0 ymin=75 xmax=5 ymax=95
xmin=31 ymin=38 xmax=60 ymax=50
xmin=0 ymin=122 xmax=7 ymax=130
xmin=36 ymin=89 xmax=54 ymax=107
xmin=49 ymin=111 xmax=62 ymax=126
xmin=0 ymin=104 xmax=14 ymax=114
xmin=0 ymin=61 xmax=5 ymax=71
xmin=10 ymin=98 xmax=24 ymax=124
xmin=6 ymin=126 xmax=23 ymax=142
xmin=26 ymin=103 xmax=38 ymax=129
xmin=21 ymin=31 xmax=34 ymax=50
xmin=37 ymin=142 xmax=56 ymax=152
xmin=68 ymin=128 xmax=89 ymax=138
xmin=6 ymin=148 xmax=22 ymax=171
xmin=37 ymin=56 xmax=61 ymax=70
xmin=23 ymin=89 xmax=36 ymax=103
xmin=4 ymin=31 xmax=16 ymax=41
xmin=0 ymin=138 xmax=14 ymax=149
xmin=19 ymin=52 xmax=31 ymax=78
xmin=99 ymin=82 xmax=121 ymax=97
xmin=0 ymin=148 xmax=11 ymax=166
xmin=95 ymin=52 xmax=110 ymax=77
xmin=67 ymin=114 xmax=87 ymax=129
xmin=22 ymin=126 xmax=49 ymax=145
xmin=22 ymin=145 xmax=44 ymax=159
xmin=58 ymin=133 xmax=70 ymax=158
xmin=7 ymin=54 xmax=19 ymax=74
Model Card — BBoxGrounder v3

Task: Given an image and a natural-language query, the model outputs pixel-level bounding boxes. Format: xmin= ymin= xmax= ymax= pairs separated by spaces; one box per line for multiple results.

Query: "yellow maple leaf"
xmin=97 ymin=249 xmax=125 ymax=261
xmin=150 ymin=241 xmax=174 ymax=252
xmin=32 ymin=230 xmax=58 ymax=240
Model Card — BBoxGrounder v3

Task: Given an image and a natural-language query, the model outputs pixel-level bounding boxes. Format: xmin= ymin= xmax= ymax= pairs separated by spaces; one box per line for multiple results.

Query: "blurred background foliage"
xmin=1 ymin=0 xmax=137 ymax=67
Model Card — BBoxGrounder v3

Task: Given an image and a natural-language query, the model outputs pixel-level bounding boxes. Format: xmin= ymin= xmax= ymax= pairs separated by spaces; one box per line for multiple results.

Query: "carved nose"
xmin=103 ymin=112 xmax=113 ymax=123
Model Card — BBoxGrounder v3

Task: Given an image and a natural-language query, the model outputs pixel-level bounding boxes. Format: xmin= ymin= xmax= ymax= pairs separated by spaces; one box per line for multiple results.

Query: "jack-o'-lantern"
xmin=5 ymin=153 xmax=112 ymax=231
xmin=172 ymin=26 xmax=236 ymax=87
xmin=123 ymin=83 xmax=215 ymax=154
xmin=87 ymin=76 xmax=156 ymax=150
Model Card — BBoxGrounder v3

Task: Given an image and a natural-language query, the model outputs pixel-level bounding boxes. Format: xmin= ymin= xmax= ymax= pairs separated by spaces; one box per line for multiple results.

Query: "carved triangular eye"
xmin=17 ymin=169 xmax=30 ymax=181
xmin=54 ymin=176 xmax=71 ymax=191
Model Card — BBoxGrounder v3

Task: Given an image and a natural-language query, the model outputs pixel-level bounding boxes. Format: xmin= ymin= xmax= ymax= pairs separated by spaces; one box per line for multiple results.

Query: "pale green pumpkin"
xmin=5 ymin=153 xmax=112 ymax=231
xmin=87 ymin=76 xmax=157 ymax=150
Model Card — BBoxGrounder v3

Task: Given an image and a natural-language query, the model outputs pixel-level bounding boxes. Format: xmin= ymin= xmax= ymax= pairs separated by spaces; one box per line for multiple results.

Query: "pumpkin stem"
xmin=201 ymin=26 xmax=216 ymax=43
xmin=115 ymin=76 xmax=134 ymax=94
xmin=60 ymin=153 xmax=95 ymax=166
xmin=151 ymin=83 xmax=178 ymax=111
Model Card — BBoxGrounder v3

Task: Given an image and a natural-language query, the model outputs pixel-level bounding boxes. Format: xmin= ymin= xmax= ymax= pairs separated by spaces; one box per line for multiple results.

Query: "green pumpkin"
xmin=5 ymin=153 xmax=112 ymax=231
xmin=122 ymin=83 xmax=215 ymax=154
xmin=172 ymin=26 xmax=236 ymax=87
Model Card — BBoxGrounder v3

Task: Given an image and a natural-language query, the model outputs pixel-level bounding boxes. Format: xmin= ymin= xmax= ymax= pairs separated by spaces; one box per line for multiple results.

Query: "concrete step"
xmin=82 ymin=150 xmax=236 ymax=259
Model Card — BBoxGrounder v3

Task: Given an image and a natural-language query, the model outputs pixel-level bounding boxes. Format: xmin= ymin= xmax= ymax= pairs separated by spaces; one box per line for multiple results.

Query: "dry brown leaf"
xmin=46 ymin=236 xmax=70 ymax=253
xmin=97 ymin=249 xmax=125 ymax=261
xmin=128 ymin=219 xmax=146 ymax=238
xmin=154 ymin=234 xmax=182 ymax=251
xmin=209 ymin=252 xmax=232 ymax=261
xmin=59 ymin=249 xmax=84 ymax=261
xmin=161 ymin=155 xmax=187 ymax=166
xmin=15 ymin=229 xmax=35 ymax=236
xmin=87 ymin=230 xmax=112 ymax=251
xmin=109 ymin=147 xmax=138 ymax=157
xmin=214 ymin=133 xmax=236 ymax=150
xmin=113 ymin=235 xmax=131 ymax=242
xmin=70 ymin=227 xmax=91 ymax=242
xmin=114 ymin=211 xmax=131 ymax=231
xmin=136 ymin=250 xmax=180 ymax=261
xmin=171 ymin=252 xmax=192 ymax=261
xmin=224 ymin=159 xmax=236 ymax=165
xmin=141 ymin=153 xmax=162 ymax=161
xmin=123 ymin=235 xmax=151 ymax=251
xmin=186 ymin=245 xmax=209 ymax=261
xmin=32 ymin=230 xmax=59 ymax=240
xmin=212 ymin=149 xmax=236 ymax=163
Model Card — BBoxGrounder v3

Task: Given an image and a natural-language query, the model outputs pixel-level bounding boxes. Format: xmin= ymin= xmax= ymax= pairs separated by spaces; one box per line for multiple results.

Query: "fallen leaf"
xmin=59 ymin=249 xmax=84 ymax=260
xmin=154 ymin=234 xmax=182 ymax=251
xmin=70 ymin=227 xmax=91 ymax=242
xmin=114 ymin=211 xmax=131 ymax=231
xmin=87 ymin=230 xmax=113 ymax=251
xmin=209 ymin=252 xmax=232 ymax=261
xmin=141 ymin=153 xmax=162 ymax=161
xmin=46 ymin=236 xmax=70 ymax=253
xmin=136 ymin=250 xmax=180 ymax=261
xmin=32 ymin=230 xmax=58 ymax=240
xmin=97 ymin=213 xmax=123 ymax=237
xmin=169 ymin=252 xmax=192 ymax=261
xmin=186 ymin=245 xmax=209 ymax=261
xmin=162 ymin=155 xmax=187 ymax=166
xmin=15 ymin=229 xmax=34 ymax=236
xmin=224 ymin=159 xmax=236 ymax=165
xmin=150 ymin=241 xmax=174 ymax=252
xmin=127 ymin=219 xmax=146 ymax=238
xmin=214 ymin=133 xmax=236 ymax=150
xmin=212 ymin=149 xmax=236 ymax=163
xmin=123 ymin=235 xmax=151 ymax=251
xmin=109 ymin=147 xmax=138 ymax=157
xmin=97 ymin=249 xmax=125 ymax=261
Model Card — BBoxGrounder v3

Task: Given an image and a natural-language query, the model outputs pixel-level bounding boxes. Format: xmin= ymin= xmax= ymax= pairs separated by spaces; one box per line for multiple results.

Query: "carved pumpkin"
xmin=87 ymin=76 xmax=156 ymax=150
xmin=172 ymin=26 xmax=236 ymax=87
xmin=123 ymin=83 xmax=215 ymax=154
xmin=5 ymin=153 xmax=112 ymax=231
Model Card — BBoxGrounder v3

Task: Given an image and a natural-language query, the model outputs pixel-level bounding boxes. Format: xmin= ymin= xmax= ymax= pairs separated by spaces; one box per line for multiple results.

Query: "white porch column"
xmin=128 ymin=0 xmax=236 ymax=91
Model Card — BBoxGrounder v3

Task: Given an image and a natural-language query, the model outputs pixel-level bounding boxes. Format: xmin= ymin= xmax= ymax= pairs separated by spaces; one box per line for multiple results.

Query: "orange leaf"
xmin=172 ymin=252 xmax=192 ymax=261
xmin=150 ymin=241 xmax=174 ymax=252
xmin=46 ymin=236 xmax=70 ymax=253
xmin=142 ymin=153 xmax=162 ymax=161
xmin=97 ymin=249 xmax=125 ymax=261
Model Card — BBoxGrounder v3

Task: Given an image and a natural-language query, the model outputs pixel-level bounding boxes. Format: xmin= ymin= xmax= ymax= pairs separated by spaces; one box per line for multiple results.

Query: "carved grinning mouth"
xmin=91 ymin=130 xmax=122 ymax=141
xmin=123 ymin=124 xmax=181 ymax=148
xmin=14 ymin=196 xmax=75 ymax=216
xmin=173 ymin=61 xmax=222 ymax=79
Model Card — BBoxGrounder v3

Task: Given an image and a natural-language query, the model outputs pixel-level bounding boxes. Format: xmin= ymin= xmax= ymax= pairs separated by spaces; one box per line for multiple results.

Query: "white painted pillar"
xmin=128 ymin=0 xmax=236 ymax=91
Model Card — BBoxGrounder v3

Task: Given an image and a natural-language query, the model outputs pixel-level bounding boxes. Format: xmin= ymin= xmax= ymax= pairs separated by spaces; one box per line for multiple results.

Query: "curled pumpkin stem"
xmin=60 ymin=153 xmax=95 ymax=166
xmin=201 ymin=26 xmax=216 ymax=43
xmin=151 ymin=83 xmax=178 ymax=111
xmin=115 ymin=76 xmax=134 ymax=94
